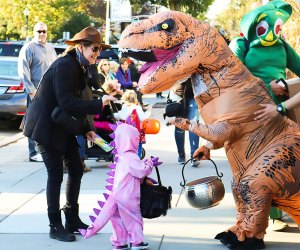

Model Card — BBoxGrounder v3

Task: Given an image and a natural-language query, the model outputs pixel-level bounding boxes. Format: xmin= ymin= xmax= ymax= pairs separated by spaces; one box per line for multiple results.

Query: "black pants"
xmin=38 ymin=138 xmax=83 ymax=222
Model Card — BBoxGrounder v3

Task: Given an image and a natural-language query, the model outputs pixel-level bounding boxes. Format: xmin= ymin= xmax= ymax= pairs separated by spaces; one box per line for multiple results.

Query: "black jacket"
xmin=23 ymin=50 xmax=103 ymax=152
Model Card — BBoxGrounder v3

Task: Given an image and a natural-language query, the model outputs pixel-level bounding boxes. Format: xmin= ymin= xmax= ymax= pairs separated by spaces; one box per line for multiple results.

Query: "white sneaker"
xmin=29 ymin=153 xmax=43 ymax=162
xmin=269 ymin=219 xmax=289 ymax=231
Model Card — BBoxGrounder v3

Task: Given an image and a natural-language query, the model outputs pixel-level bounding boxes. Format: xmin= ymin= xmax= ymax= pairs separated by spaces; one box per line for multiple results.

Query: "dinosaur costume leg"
xmin=227 ymin=140 xmax=300 ymax=241
xmin=110 ymin=209 xmax=129 ymax=246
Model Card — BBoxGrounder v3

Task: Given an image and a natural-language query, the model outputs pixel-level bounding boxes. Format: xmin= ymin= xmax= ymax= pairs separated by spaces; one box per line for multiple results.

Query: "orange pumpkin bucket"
xmin=142 ymin=119 xmax=160 ymax=134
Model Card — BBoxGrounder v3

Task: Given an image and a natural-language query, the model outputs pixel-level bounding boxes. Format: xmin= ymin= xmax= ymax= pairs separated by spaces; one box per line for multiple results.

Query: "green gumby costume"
xmin=229 ymin=0 xmax=300 ymax=105
xmin=230 ymin=0 xmax=300 ymax=220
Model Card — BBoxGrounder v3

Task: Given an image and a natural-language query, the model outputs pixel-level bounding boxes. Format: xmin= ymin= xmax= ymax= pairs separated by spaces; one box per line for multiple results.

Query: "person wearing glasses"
xmin=18 ymin=22 xmax=57 ymax=162
xmin=23 ymin=26 xmax=116 ymax=242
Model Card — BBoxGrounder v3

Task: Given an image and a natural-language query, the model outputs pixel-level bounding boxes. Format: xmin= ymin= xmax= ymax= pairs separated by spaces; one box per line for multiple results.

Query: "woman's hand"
xmin=85 ymin=131 xmax=97 ymax=141
xmin=102 ymin=94 xmax=117 ymax=106
xmin=270 ymin=80 xmax=288 ymax=96
xmin=254 ymin=103 xmax=280 ymax=126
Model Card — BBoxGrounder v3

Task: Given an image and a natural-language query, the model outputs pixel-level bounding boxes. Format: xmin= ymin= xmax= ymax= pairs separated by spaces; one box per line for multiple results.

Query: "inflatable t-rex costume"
xmin=118 ymin=9 xmax=300 ymax=250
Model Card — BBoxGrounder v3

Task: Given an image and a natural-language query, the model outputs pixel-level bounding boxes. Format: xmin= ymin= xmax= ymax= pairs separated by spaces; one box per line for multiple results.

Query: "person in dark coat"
xmin=23 ymin=26 xmax=115 ymax=242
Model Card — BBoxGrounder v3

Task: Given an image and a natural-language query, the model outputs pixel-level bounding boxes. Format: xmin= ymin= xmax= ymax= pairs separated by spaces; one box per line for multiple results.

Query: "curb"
xmin=0 ymin=132 xmax=25 ymax=148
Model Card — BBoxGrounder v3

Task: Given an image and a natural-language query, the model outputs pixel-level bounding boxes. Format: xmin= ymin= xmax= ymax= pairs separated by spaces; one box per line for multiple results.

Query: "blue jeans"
xmin=175 ymin=98 xmax=200 ymax=158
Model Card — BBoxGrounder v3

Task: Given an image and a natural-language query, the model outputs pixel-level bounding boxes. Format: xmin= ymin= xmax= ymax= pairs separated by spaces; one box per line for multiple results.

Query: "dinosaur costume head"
xmin=241 ymin=0 xmax=292 ymax=46
xmin=119 ymin=11 xmax=229 ymax=94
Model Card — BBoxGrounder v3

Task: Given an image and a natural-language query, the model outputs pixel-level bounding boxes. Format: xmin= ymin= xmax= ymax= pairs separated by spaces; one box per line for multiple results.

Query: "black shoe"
xmin=62 ymin=205 xmax=89 ymax=233
xmin=215 ymin=230 xmax=243 ymax=249
xmin=49 ymin=224 xmax=76 ymax=242
xmin=178 ymin=154 xmax=186 ymax=164
xmin=112 ymin=244 xmax=129 ymax=250
xmin=131 ymin=242 xmax=149 ymax=250
xmin=241 ymin=238 xmax=265 ymax=250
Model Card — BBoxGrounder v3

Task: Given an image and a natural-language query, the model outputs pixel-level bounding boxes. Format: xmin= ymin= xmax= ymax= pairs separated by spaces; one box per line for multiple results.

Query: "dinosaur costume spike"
xmin=97 ymin=201 xmax=105 ymax=208
xmin=106 ymin=178 xmax=114 ymax=184
xmin=105 ymin=185 xmax=113 ymax=191
xmin=103 ymin=193 xmax=109 ymax=200
xmin=109 ymin=140 xmax=116 ymax=147
xmin=109 ymin=132 xmax=115 ymax=139
xmin=118 ymin=8 xmax=300 ymax=248
xmin=93 ymin=208 xmax=101 ymax=216
xmin=89 ymin=215 xmax=96 ymax=223
xmin=108 ymin=163 xmax=116 ymax=169
xmin=109 ymin=124 xmax=117 ymax=131
xmin=107 ymin=171 xmax=115 ymax=177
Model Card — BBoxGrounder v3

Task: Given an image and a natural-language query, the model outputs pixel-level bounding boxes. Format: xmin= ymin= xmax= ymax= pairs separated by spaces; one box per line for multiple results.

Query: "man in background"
xmin=18 ymin=22 xmax=57 ymax=162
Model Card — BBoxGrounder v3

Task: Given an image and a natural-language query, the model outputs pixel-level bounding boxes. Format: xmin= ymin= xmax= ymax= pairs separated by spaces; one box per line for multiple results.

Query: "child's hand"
xmin=145 ymin=179 xmax=154 ymax=186
xmin=151 ymin=156 xmax=163 ymax=167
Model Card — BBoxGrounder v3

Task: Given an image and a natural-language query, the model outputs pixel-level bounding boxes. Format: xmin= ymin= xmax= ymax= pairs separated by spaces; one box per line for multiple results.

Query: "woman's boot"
xmin=62 ymin=204 xmax=89 ymax=233
xmin=48 ymin=211 xmax=76 ymax=242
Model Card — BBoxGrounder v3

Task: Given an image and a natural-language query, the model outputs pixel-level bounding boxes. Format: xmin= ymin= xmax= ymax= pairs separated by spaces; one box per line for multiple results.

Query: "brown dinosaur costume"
xmin=118 ymin=10 xmax=300 ymax=249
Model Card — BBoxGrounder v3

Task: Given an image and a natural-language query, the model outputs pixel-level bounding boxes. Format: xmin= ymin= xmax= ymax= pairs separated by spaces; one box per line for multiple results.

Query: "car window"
xmin=0 ymin=61 xmax=18 ymax=77
xmin=0 ymin=44 xmax=23 ymax=57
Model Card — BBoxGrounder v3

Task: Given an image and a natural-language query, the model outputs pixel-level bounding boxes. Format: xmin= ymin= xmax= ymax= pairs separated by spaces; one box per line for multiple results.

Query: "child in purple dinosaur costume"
xmin=79 ymin=119 xmax=162 ymax=250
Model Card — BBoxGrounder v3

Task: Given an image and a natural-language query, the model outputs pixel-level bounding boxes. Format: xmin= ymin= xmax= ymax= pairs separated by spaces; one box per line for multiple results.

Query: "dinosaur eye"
xmin=256 ymin=20 xmax=269 ymax=37
xmin=162 ymin=23 xmax=168 ymax=30
xmin=157 ymin=18 xmax=175 ymax=32
xmin=274 ymin=18 xmax=283 ymax=35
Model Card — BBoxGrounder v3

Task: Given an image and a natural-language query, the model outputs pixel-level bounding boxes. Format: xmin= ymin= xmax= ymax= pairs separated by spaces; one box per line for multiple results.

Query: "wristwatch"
xmin=276 ymin=102 xmax=287 ymax=115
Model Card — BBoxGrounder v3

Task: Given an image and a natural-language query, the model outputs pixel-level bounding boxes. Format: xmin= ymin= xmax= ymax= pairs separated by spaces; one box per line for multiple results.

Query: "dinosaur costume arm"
xmin=172 ymin=117 xmax=237 ymax=150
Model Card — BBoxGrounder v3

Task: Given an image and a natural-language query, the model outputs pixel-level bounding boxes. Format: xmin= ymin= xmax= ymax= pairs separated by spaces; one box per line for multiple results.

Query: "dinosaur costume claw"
xmin=119 ymin=9 xmax=300 ymax=244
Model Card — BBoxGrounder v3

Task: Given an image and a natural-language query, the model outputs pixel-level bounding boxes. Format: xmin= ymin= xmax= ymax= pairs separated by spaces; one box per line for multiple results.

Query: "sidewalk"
xmin=0 ymin=94 xmax=299 ymax=250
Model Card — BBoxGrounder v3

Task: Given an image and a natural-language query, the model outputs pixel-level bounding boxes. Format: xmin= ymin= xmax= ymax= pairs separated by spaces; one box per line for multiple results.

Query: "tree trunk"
xmin=168 ymin=0 xmax=182 ymax=11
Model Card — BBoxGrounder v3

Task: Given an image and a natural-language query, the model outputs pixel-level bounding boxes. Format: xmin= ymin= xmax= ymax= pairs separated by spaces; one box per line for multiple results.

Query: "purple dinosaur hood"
xmin=115 ymin=123 xmax=140 ymax=155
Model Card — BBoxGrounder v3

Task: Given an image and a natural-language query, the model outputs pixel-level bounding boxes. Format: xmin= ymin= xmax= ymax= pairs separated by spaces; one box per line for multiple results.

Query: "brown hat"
xmin=65 ymin=26 xmax=111 ymax=50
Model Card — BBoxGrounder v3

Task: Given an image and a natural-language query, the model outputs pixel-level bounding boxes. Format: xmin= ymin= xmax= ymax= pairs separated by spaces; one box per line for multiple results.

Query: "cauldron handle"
xmin=180 ymin=153 xmax=223 ymax=187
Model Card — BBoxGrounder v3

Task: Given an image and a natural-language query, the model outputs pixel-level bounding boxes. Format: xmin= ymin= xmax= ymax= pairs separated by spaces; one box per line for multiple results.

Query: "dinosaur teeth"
xmin=93 ymin=208 xmax=101 ymax=215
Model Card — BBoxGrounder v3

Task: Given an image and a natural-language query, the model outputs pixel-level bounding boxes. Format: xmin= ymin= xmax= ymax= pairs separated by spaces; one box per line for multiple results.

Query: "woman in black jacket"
xmin=23 ymin=27 xmax=115 ymax=242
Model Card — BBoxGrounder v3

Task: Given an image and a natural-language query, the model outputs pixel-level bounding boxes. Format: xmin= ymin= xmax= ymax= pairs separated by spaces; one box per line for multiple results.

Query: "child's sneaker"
xmin=112 ymin=244 xmax=129 ymax=250
xmin=131 ymin=242 xmax=149 ymax=250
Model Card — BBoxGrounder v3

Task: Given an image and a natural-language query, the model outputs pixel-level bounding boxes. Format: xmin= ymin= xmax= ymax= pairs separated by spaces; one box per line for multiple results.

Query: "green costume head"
xmin=240 ymin=0 xmax=292 ymax=46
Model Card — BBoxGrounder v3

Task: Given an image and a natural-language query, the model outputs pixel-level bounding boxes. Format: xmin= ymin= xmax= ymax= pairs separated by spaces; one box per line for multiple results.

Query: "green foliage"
xmin=130 ymin=0 xmax=214 ymax=18
xmin=0 ymin=0 xmax=106 ymax=41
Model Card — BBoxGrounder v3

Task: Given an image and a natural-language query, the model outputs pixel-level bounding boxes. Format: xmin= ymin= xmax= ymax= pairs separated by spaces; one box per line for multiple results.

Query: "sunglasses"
xmin=36 ymin=30 xmax=47 ymax=34
xmin=90 ymin=46 xmax=101 ymax=52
